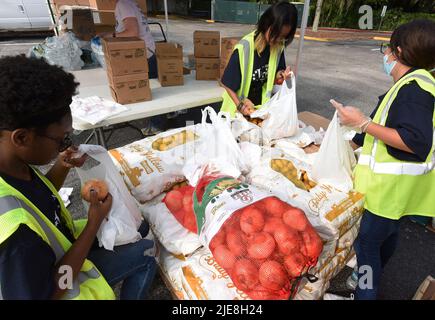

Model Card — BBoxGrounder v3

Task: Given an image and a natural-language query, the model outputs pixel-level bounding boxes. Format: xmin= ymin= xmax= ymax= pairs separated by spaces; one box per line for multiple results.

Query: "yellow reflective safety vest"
xmin=0 ymin=168 xmax=115 ymax=300
xmin=220 ymin=31 xmax=284 ymax=117
xmin=354 ymin=69 xmax=435 ymax=220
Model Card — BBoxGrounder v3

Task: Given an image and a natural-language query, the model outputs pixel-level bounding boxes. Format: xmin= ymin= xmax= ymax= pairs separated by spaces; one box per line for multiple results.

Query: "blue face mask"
xmin=383 ymin=53 xmax=397 ymax=76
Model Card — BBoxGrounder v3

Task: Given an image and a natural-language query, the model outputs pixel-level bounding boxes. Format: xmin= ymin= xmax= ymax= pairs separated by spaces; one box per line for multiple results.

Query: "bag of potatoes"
xmin=109 ymin=126 xmax=201 ymax=203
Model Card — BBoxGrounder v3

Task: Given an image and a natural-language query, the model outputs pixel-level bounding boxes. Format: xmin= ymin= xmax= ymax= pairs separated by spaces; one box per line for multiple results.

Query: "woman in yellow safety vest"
xmin=332 ymin=19 xmax=435 ymax=300
xmin=220 ymin=1 xmax=298 ymax=117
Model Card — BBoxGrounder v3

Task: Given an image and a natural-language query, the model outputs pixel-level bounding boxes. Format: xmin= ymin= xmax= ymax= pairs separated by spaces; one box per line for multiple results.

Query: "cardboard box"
xmin=92 ymin=10 xmax=116 ymax=25
xmin=103 ymin=37 xmax=149 ymax=76
xmin=89 ymin=0 xmax=116 ymax=10
xmin=194 ymin=31 xmax=220 ymax=58
xmin=51 ymin=0 xmax=90 ymax=7
xmin=71 ymin=9 xmax=96 ymax=41
xmin=298 ymin=111 xmax=331 ymax=131
xmin=156 ymin=42 xmax=184 ymax=86
xmin=221 ymin=37 xmax=240 ymax=58
xmin=195 ymin=58 xmax=220 ymax=81
xmin=413 ymin=276 xmax=435 ymax=300
xmin=220 ymin=37 xmax=240 ymax=77
xmin=136 ymin=0 xmax=147 ymax=14
xmin=94 ymin=24 xmax=114 ymax=34
xmin=109 ymin=73 xmax=152 ymax=104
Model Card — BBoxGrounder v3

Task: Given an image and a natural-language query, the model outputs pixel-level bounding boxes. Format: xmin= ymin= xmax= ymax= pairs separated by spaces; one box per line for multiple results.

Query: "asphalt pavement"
xmin=1 ymin=18 xmax=433 ymax=300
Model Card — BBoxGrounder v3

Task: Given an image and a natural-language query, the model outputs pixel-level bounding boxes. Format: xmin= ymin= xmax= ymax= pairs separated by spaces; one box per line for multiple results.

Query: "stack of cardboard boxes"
xmin=220 ymin=37 xmax=240 ymax=78
xmin=194 ymin=31 xmax=220 ymax=81
xmin=102 ymin=37 xmax=152 ymax=104
xmin=51 ymin=0 xmax=147 ymax=37
xmin=156 ymin=43 xmax=184 ymax=87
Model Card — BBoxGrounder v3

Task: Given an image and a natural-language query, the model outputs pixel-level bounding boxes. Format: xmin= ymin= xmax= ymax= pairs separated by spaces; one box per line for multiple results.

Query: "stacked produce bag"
xmin=109 ymin=77 xmax=364 ymax=300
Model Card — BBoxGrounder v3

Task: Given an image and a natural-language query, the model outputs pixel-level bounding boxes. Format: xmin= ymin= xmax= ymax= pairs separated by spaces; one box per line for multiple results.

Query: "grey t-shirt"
xmin=115 ymin=0 xmax=156 ymax=58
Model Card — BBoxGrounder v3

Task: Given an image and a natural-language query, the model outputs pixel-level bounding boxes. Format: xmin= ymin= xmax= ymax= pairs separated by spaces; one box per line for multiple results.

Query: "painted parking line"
xmin=295 ymin=34 xmax=331 ymax=42
xmin=373 ymin=36 xmax=390 ymax=41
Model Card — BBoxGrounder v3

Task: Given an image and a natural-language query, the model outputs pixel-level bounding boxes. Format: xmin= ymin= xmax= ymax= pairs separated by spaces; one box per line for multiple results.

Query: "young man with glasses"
xmin=0 ymin=55 xmax=156 ymax=300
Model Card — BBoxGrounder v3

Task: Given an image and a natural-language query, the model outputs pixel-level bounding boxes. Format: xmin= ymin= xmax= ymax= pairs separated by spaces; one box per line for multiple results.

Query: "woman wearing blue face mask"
xmin=331 ymin=19 xmax=435 ymax=300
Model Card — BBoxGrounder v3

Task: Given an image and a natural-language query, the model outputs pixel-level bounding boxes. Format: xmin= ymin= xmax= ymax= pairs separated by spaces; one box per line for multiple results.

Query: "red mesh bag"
xmin=193 ymin=173 xmax=323 ymax=300
xmin=163 ymin=185 xmax=197 ymax=234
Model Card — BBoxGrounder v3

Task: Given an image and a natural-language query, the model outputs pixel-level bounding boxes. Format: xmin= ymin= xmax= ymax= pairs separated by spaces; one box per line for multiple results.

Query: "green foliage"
xmin=310 ymin=0 xmax=435 ymax=30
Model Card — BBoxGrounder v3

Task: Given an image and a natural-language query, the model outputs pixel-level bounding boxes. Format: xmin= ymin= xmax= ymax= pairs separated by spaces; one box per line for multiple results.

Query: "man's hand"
xmin=330 ymin=99 xmax=370 ymax=128
xmin=240 ymin=99 xmax=255 ymax=116
xmin=275 ymin=66 xmax=292 ymax=84
xmin=58 ymin=146 xmax=87 ymax=169
xmin=87 ymin=190 xmax=113 ymax=229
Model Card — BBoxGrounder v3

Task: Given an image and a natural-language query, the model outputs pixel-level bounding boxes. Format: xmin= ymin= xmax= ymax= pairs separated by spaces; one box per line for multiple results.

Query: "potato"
xmin=152 ymin=130 xmax=198 ymax=152
xmin=270 ymin=159 xmax=307 ymax=191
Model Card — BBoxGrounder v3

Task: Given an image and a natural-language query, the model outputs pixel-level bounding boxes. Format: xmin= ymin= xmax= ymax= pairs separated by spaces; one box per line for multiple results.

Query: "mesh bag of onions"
xmin=179 ymin=169 xmax=324 ymax=300
xmin=163 ymin=185 xmax=197 ymax=234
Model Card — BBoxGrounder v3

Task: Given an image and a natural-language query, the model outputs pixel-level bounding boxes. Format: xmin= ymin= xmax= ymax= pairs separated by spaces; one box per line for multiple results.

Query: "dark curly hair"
xmin=0 ymin=55 xmax=79 ymax=132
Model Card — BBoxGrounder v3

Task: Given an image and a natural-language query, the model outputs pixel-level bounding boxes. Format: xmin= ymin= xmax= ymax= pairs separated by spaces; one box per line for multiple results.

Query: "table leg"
xmin=84 ymin=130 xmax=96 ymax=145
xmin=96 ymin=128 xmax=107 ymax=149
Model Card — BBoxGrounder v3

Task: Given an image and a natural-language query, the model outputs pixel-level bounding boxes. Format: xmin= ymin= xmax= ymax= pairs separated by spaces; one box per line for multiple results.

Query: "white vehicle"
xmin=0 ymin=0 xmax=53 ymax=30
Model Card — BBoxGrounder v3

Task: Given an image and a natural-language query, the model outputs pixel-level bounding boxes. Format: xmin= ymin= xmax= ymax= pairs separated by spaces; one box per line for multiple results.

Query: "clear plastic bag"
xmin=29 ymin=32 xmax=84 ymax=71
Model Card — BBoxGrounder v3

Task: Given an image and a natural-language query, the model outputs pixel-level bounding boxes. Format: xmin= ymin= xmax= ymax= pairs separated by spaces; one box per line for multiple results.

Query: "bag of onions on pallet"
xmin=182 ymin=164 xmax=323 ymax=300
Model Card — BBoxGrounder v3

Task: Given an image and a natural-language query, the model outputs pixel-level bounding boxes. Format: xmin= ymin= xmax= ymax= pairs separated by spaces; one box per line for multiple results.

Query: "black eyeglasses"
xmin=38 ymin=133 xmax=74 ymax=152
xmin=380 ymin=43 xmax=390 ymax=54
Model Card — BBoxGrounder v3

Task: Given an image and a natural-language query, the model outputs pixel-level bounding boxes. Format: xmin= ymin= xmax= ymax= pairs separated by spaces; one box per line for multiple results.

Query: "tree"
xmin=312 ymin=0 xmax=324 ymax=32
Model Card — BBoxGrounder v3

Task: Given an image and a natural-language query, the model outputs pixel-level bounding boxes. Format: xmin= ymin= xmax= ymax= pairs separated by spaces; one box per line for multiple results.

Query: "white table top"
xmin=71 ymin=68 xmax=224 ymax=130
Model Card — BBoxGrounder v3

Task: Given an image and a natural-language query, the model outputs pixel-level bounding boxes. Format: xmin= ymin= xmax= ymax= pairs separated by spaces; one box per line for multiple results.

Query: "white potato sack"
xmin=158 ymin=245 xmax=250 ymax=300
xmin=109 ymin=126 xmax=201 ymax=203
xmin=294 ymin=223 xmax=360 ymax=300
xmin=140 ymin=193 xmax=202 ymax=257
xmin=246 ymin=146 xmax=364 ymax=240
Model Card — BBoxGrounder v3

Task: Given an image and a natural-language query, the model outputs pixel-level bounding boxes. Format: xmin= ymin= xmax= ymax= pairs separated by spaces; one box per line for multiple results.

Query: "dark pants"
xmin=148 ymin=54 xmax=158 ymax=79
xmin=88 ymin=222 xmax=157 ymax=300
xmin=146 ymin=54 xmax=167 ymax=130
xmin=353 ymin=210 xmax=401 ymax=300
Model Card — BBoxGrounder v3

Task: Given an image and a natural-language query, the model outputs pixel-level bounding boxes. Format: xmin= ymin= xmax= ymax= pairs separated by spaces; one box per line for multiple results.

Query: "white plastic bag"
xmin=311 ymin=112 xmax=356 ymax=191
xmin=70 ymin=96 xmax=128 ymax=125
xmin=75 ymin=145 xmax=143 ymax=250
xmin=230 ymin=113 xmax=264 ymax=145
xmin=251 ymin=72 xmax=299 ymax=142
xmin=183 ymin=107 xmax=247 ymax=186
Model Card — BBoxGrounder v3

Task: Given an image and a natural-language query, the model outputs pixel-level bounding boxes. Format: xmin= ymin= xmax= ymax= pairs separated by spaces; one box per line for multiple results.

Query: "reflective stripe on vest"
xmin=236 ymin=38 xmax=281 ymax=102
xmin=238 ymin=38 xmax=250 ymax=101
xmin=0 ymin=195 xmax=101 ymax=300
xmin=360 ymin=73 xmax=435 ymax=175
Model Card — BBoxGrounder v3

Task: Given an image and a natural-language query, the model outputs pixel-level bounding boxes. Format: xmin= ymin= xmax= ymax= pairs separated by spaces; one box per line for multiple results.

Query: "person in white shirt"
xmin=102 ymin=0 xmax=158 ymax=79
xmin=102 ymin=0 xmax=165 ymax=133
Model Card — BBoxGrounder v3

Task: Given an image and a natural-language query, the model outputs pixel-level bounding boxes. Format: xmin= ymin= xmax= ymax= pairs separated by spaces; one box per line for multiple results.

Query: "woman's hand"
xmin=330 ymin=99 xmax=370 ymax=129
xmin=240 ymin=99 xmax=256 ymax=116
xmin=275 ymin=66 xmax=292 ymax=84
xmin=58 ymin=146 xmax=87 ymax=169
